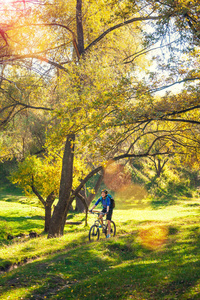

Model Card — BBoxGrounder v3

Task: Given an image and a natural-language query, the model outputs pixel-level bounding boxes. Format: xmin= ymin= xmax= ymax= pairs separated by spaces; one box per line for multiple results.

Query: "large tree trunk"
xmin=74 ymin=191 xmax=89 ymax=226
xmin=48 ymin=0 xmax=84 ymax=237
xmin=75 ymin=196 xmax=86 ymax=212
xmin=48 ymin=134 xmax=75 ymax=237
xmin=76 ymin=0 xmax=84 ymax=55
xmin=44 ymin=205 xmax=52 ymax=232
xmin=44 ymin=192 xmax=56 ymax=232
xmin=75 ymin=187 xmax=87 ymax=212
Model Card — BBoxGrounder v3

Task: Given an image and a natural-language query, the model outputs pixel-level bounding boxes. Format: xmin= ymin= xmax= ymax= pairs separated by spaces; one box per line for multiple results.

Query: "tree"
xmin=0 ymin=0 xmax=199 ymax=237
xmin=10 ymin=155 xmax=61 ymax=232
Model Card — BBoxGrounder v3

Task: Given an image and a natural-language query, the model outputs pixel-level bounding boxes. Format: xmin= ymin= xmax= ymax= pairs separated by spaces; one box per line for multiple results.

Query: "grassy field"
xmin=0 ymin=195 xmax=200 ymax=300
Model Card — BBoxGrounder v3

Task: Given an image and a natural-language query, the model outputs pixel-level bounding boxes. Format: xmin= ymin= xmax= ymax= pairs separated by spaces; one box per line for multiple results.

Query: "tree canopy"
xmin=0 ymin=0 xmax=199 ymax=236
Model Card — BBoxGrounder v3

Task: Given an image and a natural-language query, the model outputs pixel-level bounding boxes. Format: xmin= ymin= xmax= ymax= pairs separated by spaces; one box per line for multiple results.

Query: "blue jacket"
xmin=95 ymin=194 xmax=112 ymax=209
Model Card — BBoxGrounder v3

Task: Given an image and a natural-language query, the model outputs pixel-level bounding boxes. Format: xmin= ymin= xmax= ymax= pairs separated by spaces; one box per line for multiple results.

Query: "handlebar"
xmin=89 ymin=210 xmax=106 ymax=216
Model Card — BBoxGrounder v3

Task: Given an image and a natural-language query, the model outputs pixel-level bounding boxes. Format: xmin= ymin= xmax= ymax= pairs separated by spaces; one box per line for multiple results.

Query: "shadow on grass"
xmin=0 ymin=195 xmax=40 ymax=208
xmin=151 ymin=198 xmax=176 ymax=209
xmin=116 ymin=198 xmax=151 ymax=210
xmin=0 ymin=216 xmax=44 ymax=241
xmin=0 ymin=183 xmax=24 ymax=199
xmin=0 ymin=223 xmax=200 ymax=300
xmin=0 ymin=215 xmax=44 ymax=223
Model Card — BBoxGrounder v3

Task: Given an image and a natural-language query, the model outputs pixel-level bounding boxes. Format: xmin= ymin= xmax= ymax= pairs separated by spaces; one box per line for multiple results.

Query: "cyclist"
xmin=89 ymin=189 xmax=113 ymax=238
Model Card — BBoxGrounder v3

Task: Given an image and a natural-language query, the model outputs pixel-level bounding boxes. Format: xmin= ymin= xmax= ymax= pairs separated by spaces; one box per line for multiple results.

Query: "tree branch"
xmin=84 ymin=15 xmax=163 ymax=52
xmin=161 ymin=118 xmax=200 ymax=125
xmin=150 ymin=78 xmax=200 ymax=93
xmin=72 ymin=166 xmax=103 ymax=197
xmin=3 ymin=54 xmax=69 ymax=72
xmin=31 ymin=176 xmax=46 ymax=207
xmin=160 ymin=105 xmax=200 ymax=119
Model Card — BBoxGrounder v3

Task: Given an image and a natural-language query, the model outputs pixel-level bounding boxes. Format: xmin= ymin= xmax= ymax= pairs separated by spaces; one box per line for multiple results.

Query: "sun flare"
xmin=139 ymin=225 xmax=169 ymax=250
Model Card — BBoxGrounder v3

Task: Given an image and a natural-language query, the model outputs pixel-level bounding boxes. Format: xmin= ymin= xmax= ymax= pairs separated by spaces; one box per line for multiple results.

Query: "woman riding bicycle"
xmin=89 ymin=189 xmax=113 ymax=238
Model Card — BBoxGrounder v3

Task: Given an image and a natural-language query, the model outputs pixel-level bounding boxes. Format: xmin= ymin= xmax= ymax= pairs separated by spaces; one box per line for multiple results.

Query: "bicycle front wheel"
xmin=105 ymin=221 xmax=116 ymax=237
xmin=89 ymin=225 xmax=100 ymax=242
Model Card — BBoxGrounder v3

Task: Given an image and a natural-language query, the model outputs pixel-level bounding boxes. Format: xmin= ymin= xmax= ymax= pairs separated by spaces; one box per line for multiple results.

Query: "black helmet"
xmin=101 ymin=189 xmax=108 ymax=194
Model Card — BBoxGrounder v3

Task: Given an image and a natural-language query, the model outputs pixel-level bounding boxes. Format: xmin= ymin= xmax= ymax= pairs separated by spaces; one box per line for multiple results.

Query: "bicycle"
xmin=88 ymin=210 xmax=116 ymax=242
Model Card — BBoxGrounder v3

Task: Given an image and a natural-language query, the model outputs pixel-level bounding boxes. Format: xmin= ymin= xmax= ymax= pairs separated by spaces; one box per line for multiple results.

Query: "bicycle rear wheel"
xmin=105 ymin=221 xmax=116 ymax=237
xmin=89 ymin=225 xmax=100 ymax=241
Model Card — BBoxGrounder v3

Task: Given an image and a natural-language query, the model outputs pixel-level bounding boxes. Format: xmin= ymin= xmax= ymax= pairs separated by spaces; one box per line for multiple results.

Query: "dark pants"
xmin=101 ymin=207 xmax=113 ymax=221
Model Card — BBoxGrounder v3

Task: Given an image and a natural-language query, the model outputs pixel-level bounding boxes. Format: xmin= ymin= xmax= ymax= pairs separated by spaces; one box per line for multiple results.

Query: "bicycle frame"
xmin=88 ymin=210 xmax=116 ymax=241
xmin=91 ymin=211 xmax=107 ymax=230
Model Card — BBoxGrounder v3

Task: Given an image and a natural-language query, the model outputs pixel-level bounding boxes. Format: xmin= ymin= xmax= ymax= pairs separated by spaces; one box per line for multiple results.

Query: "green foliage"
xmin=10 ymin=155 xmax=61 ymax=199
xmin=145 ymin=165 xmax=198 ymax=206
xmin=127 ymin=156 xmax=199 ymax=206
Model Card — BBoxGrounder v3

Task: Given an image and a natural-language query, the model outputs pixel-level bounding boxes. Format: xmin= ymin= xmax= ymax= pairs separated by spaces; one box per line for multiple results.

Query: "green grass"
xmin=0 ymin=200 xmax=44 ymax=245
xmin=0 ymin=196 xmax=200 ymax=299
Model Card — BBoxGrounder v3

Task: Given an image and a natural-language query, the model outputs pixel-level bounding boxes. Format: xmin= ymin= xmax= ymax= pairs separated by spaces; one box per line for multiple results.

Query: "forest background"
xmin=0 ymin=0 xmax=199 ymax=237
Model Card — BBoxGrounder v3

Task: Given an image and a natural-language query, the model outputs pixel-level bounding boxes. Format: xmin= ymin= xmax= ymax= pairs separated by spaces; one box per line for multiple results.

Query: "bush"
xmin=145 ymin=166 xmax=196 ymax=206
